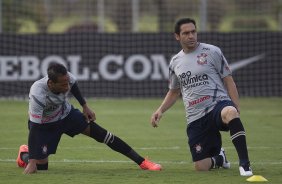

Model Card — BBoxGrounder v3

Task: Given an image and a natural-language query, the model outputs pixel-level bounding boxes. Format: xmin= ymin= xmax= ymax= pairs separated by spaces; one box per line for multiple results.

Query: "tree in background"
xmin=2 ymin=0 xmax=24 ymax=33
xmin=206 ymin=0 xmax=227 ymax=31
xmin=2 ymin=0 xmax=52 ymax=33
xmin=108 ymin=0 xmax=132 ymax=32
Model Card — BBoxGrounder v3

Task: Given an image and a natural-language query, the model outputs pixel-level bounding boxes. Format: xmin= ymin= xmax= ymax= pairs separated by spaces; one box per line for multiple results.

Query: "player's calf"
xmin=89 ymin=121 xmax=131 ymax=153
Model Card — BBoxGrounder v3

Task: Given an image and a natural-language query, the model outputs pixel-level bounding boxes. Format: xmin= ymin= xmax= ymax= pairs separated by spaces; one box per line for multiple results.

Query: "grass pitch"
xmin=0 ymin=97 xmax=281 ymax=184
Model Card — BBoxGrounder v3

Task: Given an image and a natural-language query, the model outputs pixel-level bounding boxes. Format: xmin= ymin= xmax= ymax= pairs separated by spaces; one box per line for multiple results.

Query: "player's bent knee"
xmin=221 ymin=106 xmax=239 ymax=123
xmin=194 ymin=161 xmax=210 ymax=171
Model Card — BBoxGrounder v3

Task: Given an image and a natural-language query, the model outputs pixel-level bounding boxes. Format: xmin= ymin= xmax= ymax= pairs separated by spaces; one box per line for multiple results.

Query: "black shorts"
xmin=186 ymin=100 xmax=235 ymax=162
xmin=28 ymin=107 xmax=89 ymax=159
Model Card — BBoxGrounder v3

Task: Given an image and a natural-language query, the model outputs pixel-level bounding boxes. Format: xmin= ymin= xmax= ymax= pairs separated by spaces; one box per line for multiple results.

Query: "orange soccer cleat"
xmin=16 ymin=144 xmax=29 ymax=168
xmin=139 ymin=158 xmax=162 ymax=171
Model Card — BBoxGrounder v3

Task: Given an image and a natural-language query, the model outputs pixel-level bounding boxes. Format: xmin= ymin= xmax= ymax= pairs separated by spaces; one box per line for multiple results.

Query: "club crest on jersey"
xmin=197 ymin=53 xmax=208 ymax=65
xmin=194 ymin=144 xmax=203 ymax=153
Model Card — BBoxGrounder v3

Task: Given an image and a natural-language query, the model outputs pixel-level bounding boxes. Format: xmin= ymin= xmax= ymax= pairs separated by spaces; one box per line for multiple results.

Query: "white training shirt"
xmin=169 ymin=43 xmax=232 ymax=124
xmin=28 ymin=72 xmax=76 ymax=124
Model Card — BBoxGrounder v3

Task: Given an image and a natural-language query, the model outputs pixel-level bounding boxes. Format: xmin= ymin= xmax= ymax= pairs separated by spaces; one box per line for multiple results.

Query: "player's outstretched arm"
xmin=151 ymin=89 xmax=180 ymax=127
xmin=71 ymin=82 xmax=96 ymax=121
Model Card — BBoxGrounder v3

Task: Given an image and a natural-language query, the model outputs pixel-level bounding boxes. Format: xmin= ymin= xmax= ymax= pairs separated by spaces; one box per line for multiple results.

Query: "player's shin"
xmin=228 ymin=118 xmax=250 ymax=165
xmin=89 ymin=121 xmax=144 ymax=164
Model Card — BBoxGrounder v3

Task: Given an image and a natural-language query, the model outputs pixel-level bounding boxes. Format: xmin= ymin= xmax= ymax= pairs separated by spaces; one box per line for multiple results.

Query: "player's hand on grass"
xmin=23 ymin=160 xmax=37 ymax=174
xmin=151 ymin=110 xmax=162 ymax=128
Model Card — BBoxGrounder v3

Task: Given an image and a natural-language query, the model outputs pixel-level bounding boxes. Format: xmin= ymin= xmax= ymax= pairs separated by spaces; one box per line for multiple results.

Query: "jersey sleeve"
xmin=28 ymin=84 xmax=46 ymax=123
xmin=212 ymin=48 xmax=232 ymax=78
xmin=168 ymin=61 xmax=180 ymax=89
xmin=68 ymin=72 xmax=77 ymax=87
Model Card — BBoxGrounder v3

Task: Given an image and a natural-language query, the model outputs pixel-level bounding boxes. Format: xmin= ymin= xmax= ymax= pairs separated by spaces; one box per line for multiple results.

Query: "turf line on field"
xmin=1 ymin=146 xmax=282 ymax=150
xmin=1 ymin=158 xmax=282 ymax=165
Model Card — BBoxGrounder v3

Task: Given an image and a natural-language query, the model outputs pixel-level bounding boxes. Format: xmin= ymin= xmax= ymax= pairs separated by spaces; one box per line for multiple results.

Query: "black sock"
xmin=125 ymin=149 xmax=145 ymax=165
xmin=106 ymin=135 xmax=144 ymax=165
xmin=210 ymin=155 xmax=223 ymax=169
xmin=228 ymin=118 xmax=249 ymax=165
xmin=88 ymin=122 xmax=144 ymax=165
xmin=36 ymin=163 xmax=48 ymax=170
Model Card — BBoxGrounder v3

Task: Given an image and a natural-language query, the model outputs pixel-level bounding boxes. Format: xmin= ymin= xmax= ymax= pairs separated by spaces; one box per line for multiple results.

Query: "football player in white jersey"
xmin=17 ymin=63 xmax=162 ymax=174
xmin=150 ymin=18 xmax=253 ymax=176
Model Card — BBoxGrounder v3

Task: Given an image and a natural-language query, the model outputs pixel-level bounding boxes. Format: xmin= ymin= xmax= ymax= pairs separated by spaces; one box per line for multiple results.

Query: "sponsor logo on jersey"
xmin=42 ymin=108 xmax=63 ymax=123
xmin=189 ymin=95 xmax=210 ymax=106
xmin=30 ymin=113 xmax=42 ymax=119
xmin=178 ymin=71 xmax=209 ymax=88
xmin=45 ymin=103 xmax=59 ymax=112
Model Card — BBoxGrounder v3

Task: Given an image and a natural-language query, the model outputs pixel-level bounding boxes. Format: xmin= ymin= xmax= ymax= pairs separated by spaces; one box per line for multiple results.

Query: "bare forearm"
xmin=228 ymin=86 xmax=239 ymax=108
xmin=158 ymin=89 xmax=180 ymax=113
xmin=151 ymin=89 xmax=180 ymax=127
xmin=224 ymin=76 xmax=240 ymax=110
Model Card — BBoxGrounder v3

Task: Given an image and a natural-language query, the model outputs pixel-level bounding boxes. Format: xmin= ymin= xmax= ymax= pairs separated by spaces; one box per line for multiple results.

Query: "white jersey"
xmin=28 ymin=72 xmax=76 ymax=124
xmin=169 ymin=43 xmax=232 ymax=124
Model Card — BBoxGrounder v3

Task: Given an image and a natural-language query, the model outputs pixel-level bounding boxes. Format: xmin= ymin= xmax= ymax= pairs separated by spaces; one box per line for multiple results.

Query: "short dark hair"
xmin=174 ymin=18 xmax=196 ymax=35
xmin=47 ymin=63 xmax=67 ymax=82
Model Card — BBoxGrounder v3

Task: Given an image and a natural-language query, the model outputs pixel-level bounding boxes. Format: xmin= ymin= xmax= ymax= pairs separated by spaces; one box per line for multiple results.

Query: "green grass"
xmin=0 ymin=97 xmax=282 ymax=184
